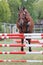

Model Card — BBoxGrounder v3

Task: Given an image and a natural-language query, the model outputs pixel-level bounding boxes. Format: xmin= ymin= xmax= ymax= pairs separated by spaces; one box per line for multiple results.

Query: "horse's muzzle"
xmin=18 ymin=19 xmax=24 ymax=27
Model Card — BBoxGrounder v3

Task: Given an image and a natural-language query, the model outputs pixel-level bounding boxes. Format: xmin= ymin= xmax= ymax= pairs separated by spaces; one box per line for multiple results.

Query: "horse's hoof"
xmin=29 ymin=47 xmax=32 ymax=52
xmin=29 ymin=50 xmax=32 ymax=52
xmin=29 ymin=48 xmax=32 ymax=52
xmin=21 ymin=48 xmax=24 ymax=51
xmin=21 ymin=50 xmax=24 ymax=51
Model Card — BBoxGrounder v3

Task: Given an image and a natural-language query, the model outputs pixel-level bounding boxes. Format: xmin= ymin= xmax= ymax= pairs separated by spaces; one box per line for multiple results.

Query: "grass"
xmin=0 ymin=39 xmax=43 ymax=65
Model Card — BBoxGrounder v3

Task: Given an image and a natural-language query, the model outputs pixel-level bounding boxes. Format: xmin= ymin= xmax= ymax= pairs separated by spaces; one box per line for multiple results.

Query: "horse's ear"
xmin=18 ymin=7 xmax=20 ymax=11
xmin=23 ymin=7 xmax=25 ymax=10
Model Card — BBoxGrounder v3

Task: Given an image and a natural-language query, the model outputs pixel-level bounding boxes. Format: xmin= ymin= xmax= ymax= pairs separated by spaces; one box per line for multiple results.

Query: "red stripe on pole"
xmin=15 ymin=39 xmax=21 ymax=43
xmin=1 ymin=34 xmax=23 ymax=36
xmin=31 ymin=40 xmax=40 ymax=43
xmin=0 ymin=52 xmax=3 ymax=54
xmin=12 ymin=60 xmax=26 ymax=62
xmin=0 ymin=44 xmax=2 ymax=47
xmin=10 ymin=51 xmax=26 ymax=54
xmin=42 ymin=36 xmax=43 ymax=39
xmin=0 ymin=60 xmax=4 ymax=62
xmin=10 ymin=44 xmax=25 ymax=47
xmin=0 ymin=44 xmax=25 ymax=47
xmin=0 ymin=51 xmax=26 ymax=54
xmin=41 ymin=33 xmax=43 ymax=36
xmin=0 ymin=36 xmax=24 ymax=39
xmin=9 ymin=36 xmax=24 ymax=39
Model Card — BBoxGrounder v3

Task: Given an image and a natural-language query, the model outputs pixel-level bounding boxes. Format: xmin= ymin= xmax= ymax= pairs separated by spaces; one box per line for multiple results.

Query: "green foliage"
xmin=0 ymin=0 xmax=43 ymax=24
xmin=8 ymin=0 xmax=37 ymax=23
xmin=0 ymin=0 xmax=11 ymax=22
xmin=8 ymin=0 xmax=21 ymax=23
xmin=33 ymin=0 xmax=43 ymax=19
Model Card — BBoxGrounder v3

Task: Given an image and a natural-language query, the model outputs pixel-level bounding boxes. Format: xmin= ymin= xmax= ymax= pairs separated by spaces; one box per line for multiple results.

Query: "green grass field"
xmin=0 ymin=39 xmax=43 ymax=65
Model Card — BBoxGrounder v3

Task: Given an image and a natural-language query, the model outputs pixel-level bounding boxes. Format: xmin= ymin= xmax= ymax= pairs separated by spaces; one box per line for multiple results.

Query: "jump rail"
xmin=0 ymin=33 xmax=43 ymax=63
xmin=0 ymin=33 xmax=43 ymax=36
xmin=15 ymin=39 xmax=43 ymax=44
xmin=0 ymin=33 xmax=43 ymax=39
xmin=0 ymin=44 xmax=43 ymax=47
xmin=0 ymin=51 xmax=43 ymax=54
xmin=0 ymin=60 xmax=43 ymax=62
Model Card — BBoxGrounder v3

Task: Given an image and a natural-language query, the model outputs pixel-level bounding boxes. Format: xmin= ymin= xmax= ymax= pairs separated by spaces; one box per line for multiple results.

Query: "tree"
xmin=8 ymin=0 xmax=37 ymax=23
xmin=33 ymin=0 xmax=43 ymax=19
xmin=8 ymin=0 xmax=21 ymax=23
xmin=0 ymin=0 xmax=11 ymax=22
xmin=8 ymin=0 xmax=38 ymax=23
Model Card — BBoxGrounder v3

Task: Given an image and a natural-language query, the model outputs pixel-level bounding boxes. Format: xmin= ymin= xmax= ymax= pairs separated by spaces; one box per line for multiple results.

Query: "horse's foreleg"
xmin=21 ymin=39 xmax=24 ymax=51
xmin=28 ymin=39 xmax=32 ymax=52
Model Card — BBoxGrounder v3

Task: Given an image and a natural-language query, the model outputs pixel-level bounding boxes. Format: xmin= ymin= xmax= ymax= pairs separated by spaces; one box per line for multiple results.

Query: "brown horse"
xmin=16 ymin=7 xmax=34 ymax=52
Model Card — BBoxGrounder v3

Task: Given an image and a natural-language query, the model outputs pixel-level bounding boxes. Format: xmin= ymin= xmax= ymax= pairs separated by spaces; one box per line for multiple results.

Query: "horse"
xmin=16 ymin=7 xmax=34 ymax=52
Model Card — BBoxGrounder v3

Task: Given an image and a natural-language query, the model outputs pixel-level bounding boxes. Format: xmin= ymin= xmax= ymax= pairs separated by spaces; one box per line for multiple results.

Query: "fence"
xmin=0 ymin=23 xmax=43 ymax=33
xmin=0 ymin=33 xmax=43 ymax=62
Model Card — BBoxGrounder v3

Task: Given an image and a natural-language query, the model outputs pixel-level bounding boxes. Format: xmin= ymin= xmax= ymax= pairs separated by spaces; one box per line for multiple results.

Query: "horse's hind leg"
xmin=27 ymin=39 xmax=32 ymax=52
xmin=21 ymin=39 xmax=24 ymax=51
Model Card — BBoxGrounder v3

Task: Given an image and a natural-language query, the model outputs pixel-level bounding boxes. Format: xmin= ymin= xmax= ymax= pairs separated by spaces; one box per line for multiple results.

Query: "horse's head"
xmin=18 ymin=7 xmax=26 ymax=26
